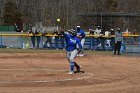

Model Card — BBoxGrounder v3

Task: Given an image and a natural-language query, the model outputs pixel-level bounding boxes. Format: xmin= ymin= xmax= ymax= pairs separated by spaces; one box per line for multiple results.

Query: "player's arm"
xmin=77 ymin=31 xmax=85 ymax=38
xmin=77 ymin=35 xmax=82 ymax=38
xmin=61 ymin=31 xmax=70 ymax=39
xmin=77 ymin=33 xmax=83 ymax=39
xmin=82 ymin=31 xmax=86 ymax=38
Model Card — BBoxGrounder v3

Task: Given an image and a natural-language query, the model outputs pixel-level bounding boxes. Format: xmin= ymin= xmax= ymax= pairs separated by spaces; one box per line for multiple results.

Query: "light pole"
xmin=56 ymin=18 xmax=60 ymax=31
xmin=66 ymin=0 xmax=69 ymax=29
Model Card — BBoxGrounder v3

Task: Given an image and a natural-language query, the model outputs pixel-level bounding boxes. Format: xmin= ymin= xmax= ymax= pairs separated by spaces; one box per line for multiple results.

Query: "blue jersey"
xmin=77 ymin=29 xmax=85 ymax=39
xmin=63 ymin=32 xmax=82 ymax=51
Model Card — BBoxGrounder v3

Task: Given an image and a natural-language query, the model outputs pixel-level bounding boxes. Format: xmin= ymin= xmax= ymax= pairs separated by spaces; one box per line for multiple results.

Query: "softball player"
xmin=114 ymin=28 xmax=123 ymax=55
xmin=28 ymin=29 xmax=41 ymax=49
xmin=62 ymin=29 xmax=82 ymax=74
xmin=76 ymin=26 xmax=86 ymax=56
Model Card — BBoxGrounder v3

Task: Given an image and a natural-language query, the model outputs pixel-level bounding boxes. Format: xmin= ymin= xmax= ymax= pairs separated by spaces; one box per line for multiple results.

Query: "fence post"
xmin=41 ymin=36 xmax=44 ymax=48
xmin=89 ymin=36 xmax=92 ymax=50
xmin=0 ymin=35 xmax=2 ymax=48
xmin=20 ymin=35 xmax=24 ymax=49
xmin=139 ymin=35 xmax=140 ymax=53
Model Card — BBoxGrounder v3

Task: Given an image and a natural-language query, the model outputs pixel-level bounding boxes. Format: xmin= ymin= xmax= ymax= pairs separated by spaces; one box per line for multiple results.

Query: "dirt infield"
xmin=0 ymin=51 xmax=140 ymax=93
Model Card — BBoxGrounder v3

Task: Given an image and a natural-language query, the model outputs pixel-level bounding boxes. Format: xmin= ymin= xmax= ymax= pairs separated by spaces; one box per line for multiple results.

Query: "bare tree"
xmin=0 ymin=0 xmax=140 ymax=32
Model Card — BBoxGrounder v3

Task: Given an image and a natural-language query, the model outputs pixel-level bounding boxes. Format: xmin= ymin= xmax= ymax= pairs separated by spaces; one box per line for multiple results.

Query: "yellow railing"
xmin=0 ymin=33 xmax=139 ymax=37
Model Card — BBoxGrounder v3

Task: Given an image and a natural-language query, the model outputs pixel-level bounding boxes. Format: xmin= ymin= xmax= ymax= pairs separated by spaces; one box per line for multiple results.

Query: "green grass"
xmin=0 ymin=48 xmax=113 ymax=56
xmin=0 ymin=48 xmax=134 ymax=57
xmin=0 ymin=48 xmax=65 ymax=53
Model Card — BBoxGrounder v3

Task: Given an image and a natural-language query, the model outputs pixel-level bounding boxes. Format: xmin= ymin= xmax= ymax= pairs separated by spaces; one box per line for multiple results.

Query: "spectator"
xmin=53 ymin=30 xmax=59 ymax=50
xmin=89 ymin=29 xmax=95 ymax=35
xmin=95 ymin=26 xmax=101 ymax=35
xmin=133 ymin=29 xmax=137 ymax=35
xmin=110 ymin=29 xmax=115 ymax=50
xmin=95 ymin=26 xmax=101 ymax=49
xmin=28 ymin=29 xmax=35 ymax=49
xmin=42 ymin=32 xmax=52 ymax=48
xmin=28 ymin=29 xmax=41 ymax=49
xmin=35 ymin=29 xmax=41 ymax=48
xmin=59 ymin=30 xmax=65 ymax=50
xmin=99 ymin=29 xmax=105 ymax=50
xmin=133 ymin=29 xmax=138 ymax=44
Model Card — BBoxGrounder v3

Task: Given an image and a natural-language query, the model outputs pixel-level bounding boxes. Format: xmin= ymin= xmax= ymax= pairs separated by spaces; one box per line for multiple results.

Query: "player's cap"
xmin=111 ymin=29 xmax=113 ymax=31
xmin=76 ymin=26 xmax=80 ymax=28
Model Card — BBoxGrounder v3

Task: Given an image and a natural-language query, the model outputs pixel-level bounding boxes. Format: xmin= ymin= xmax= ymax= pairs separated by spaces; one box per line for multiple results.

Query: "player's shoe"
xmin=77 ymin=66 xmax=81 ymax=72
xmin=68 ymin=71 xmax=74 ymax=75
xmin=56 ymin=48 xmax=59 ymax=50
xmin=78 ymin=54 xmax=84 ymax=57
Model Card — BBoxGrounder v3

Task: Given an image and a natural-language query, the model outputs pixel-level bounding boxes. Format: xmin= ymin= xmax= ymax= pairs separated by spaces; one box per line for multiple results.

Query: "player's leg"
xmin=31 ymin=36 xmax=35 ymax=49
xmin=74 ymin=62 xmax=81 ymax=72
xmin=79 ymin=38 xmax=85 ymax=56
xmin=69 ymin=49 xmax=80 ymax=73
xmin=114 ymin=43 xmax=117 ymax=55
xmin=36 ymin=36 xmax=41 ymax=48
xmin=111 ymin=37 xmax=115 ymax=51
xmin=66 ymin=51 xmax=71 ymax=62
xmin=48 ymin=36 xmax=52 ymax=48
xmin=66 ymin=51 xmax=74 ymax=74
xmin=45 ymin=36 xmax=52 ymax=48
xmin=44 ymin=36 xmax=48 ymax=48
xmin=68 ymin=50 xmax=77 ymax=74
xmin=117 ymin=41 xmax=122 ymax=55
xmin=67 ymin=50 xmax=80 ymax=72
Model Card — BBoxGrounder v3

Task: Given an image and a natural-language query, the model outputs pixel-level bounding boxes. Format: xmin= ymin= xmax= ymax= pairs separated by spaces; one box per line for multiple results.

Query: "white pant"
xmin=77 ymin=38 xmax=85 ymax=48
xmin=77 ymin=38 xmax=85 ymax=54
xmin=66 ymin=49 xmax=78 ymax=62
xmin=81 ymin=38 xmax=85 ymax=47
